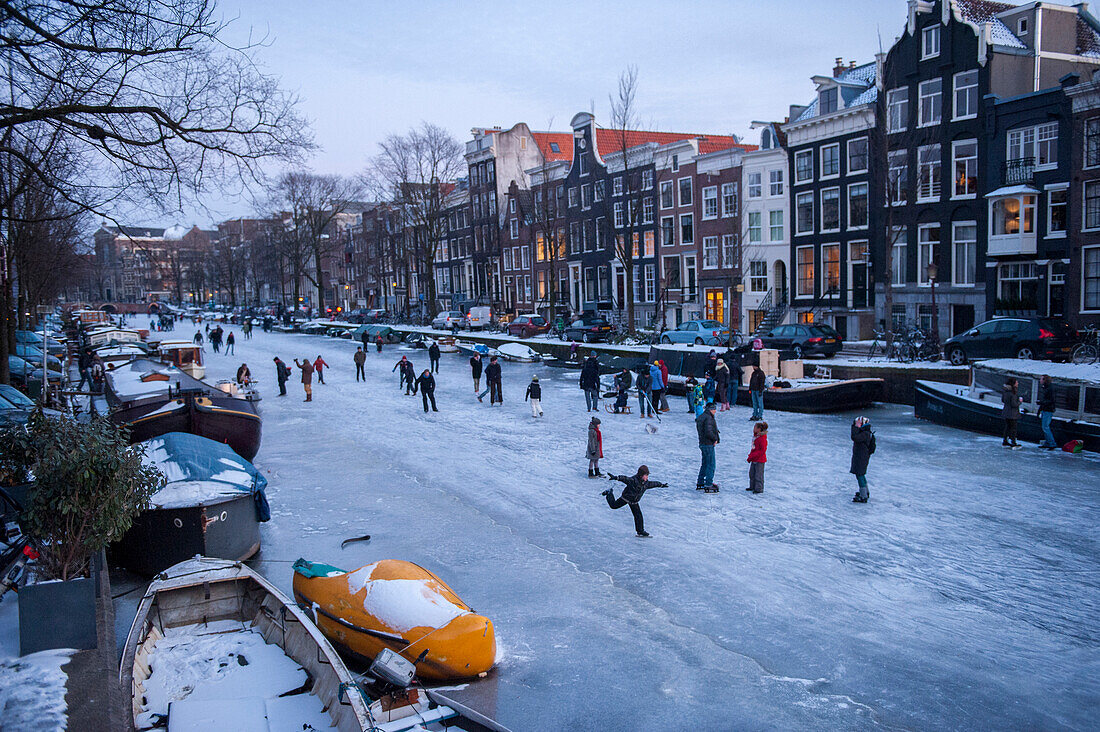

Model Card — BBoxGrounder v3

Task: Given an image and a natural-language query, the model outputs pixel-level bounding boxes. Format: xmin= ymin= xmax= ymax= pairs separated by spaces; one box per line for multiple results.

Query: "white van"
xmin=466 ymin=306 xmax=492 ymax=330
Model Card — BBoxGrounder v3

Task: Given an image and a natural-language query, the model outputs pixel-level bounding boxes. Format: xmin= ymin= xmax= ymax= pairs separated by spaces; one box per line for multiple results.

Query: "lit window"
xmin=952 ymin=140 xmax=977 ymax=198
xmin=822 ymin=244 xmax=840 ymax=293
xmin=796 ymin=246 xmax=815 ymax=297
xmin=991 ymin=195 xmax=1036 ymax=235
xmin=1048 ymin=188 xmax=1067 ymax=236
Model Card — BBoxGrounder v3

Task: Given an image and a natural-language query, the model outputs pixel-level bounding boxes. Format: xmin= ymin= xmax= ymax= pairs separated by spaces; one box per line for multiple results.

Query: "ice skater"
xmin=696 ymin=402 xmax=720 ymax=491
xmin=393 ymin=355 xmax=415 ymax=394
xmin=375 ymin=334 xmax=384 ymax=353
xmin=478 ymin=356 xmax=502 ymax=404
xmin=746 ymin=421 xmax=768 ymax=494
xmin=580 ymin=353 xmax=601 ymax=411
xmin=601 ymin=466 xmax=667 ymax=538
xmin=313 ymin=355 xmax=329 ymax=384
xmin=470 ymin=353 xmax=483 ymax=392
xmin=1002 ymin=377 xmax=1022 ymax=448
xmin=635 ymin=366 xmax=653 ymax=418
xmin=749 ymin=364 xmax=766 ymax=421
xmin=1038 ymin=374 xmax=1057 ymax=448
xmin=525 ymin=375 xmax=543 ymax=417
xmin=354 ymin=347 xmax=366 ymax=382
xmin=225 ymin=331 xmax=235 ymax=354
xmin=586 ymin=417 xmax=603 ymax=477
xmin=293 ymin=358 xmax=314 ymax=401
xmin=413 ymin=368 xmax=438 ymax=412
xmin=850 ymin=416 xmax=875 ymax=503
xmin=273 ymin=356 xmax=290 ymax=396
xmin=428 ymin=341 xmax=441 ymax=373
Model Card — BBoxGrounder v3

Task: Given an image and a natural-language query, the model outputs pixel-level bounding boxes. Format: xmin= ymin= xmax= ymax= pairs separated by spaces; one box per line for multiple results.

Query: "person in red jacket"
xmin=313 ymin=355 xmax=329 ymax=384
xmin=746 ymin=421 xmax=768 ymax=494
xmin=657 ymin=359 xmax=670 ymax=411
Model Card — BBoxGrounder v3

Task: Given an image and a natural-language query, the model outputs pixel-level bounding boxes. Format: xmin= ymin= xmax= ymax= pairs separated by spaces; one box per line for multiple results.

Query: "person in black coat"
xmin=1002 ymin=378 xmax=1022 ymax=448
xmin=413 ymin=369 xmax=438 ymax=412
xmin=850 ymin=416 xmax=876 ymax=503
xmin=469 ymin=354 xmax=483 ymax=392
xmin=76 ymin=347 xmax=93 ymax=391
xmin=580 ymin=353 xmax=601 ymax=411
xmin=525 ymin=375 xmax=543 ymax=417
xmin=1038 ymin=374 xmax=1057 ymax=448
xmin=478 ymin=356 xmax=502 ymax=404
xmin=601 ymin=465 xmax=667 ymax=537
xmin=428 ymin=342 xmax=441 ymax=373
xmin=635 ymin=367 xmax=653 ymax=418
xmin=748 ymin=365 xmax=766 ymax=421
xmin=393 ymin=356 xmax=415 ymax=394
xmin=273 ymin=356 xmax=289 ymax=396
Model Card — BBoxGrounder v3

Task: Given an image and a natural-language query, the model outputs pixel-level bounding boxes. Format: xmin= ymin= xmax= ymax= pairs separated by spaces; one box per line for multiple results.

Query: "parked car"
xmin=431 ymin=311 xmax=467 ymax=330
xmin=466 ymin=306 xmax=493 ymax=330
xmin=563 ymin=315 xmax=613 ymax=343
xmin=942 ymin=317 xmax=1076 ymax=365
xmin=659 ymin=319 xmax=731 ymax=346
xmin=349 ymin=308 xmax=387 ymax=324
xmin=16 ymin=330 xmax=65 ymax=356
xmin=757 ymin=323 xmax=843 ymax=359
xmin=507 ymin=314 xmax=551 ymax=338
xmin=13 ymin=343 xmax=62 ymax=372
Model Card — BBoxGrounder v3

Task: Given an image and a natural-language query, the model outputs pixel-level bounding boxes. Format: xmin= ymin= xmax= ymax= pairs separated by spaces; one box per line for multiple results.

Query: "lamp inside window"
xmin=991 ymin=195 xmax=1036 ymax=236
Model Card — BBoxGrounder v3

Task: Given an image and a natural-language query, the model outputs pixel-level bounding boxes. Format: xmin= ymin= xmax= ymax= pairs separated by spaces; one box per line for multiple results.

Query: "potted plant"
xmin=0 ymin=410 xmax=163 ymax=654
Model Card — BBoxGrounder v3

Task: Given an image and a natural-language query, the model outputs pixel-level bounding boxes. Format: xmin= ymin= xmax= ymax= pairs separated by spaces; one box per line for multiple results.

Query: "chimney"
xmin=833 ymin=57 xmax=846 ymax=78
xmin=850 ymin=60 xmax=857 ymax=70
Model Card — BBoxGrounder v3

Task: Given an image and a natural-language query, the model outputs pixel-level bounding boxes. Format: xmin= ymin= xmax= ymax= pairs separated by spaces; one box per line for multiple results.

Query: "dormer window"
xmin=549 ymin=142 xmax=560 ymax=153
xmin=922 ymin=25 xmax=941 ymax=60
xmin=1017 ymin=17 xmax=1028 ymax=36
xmin=761 ymin=128 xmax=773 ymax=150
xmin=819 ymin=88 xmax=838 ymax=115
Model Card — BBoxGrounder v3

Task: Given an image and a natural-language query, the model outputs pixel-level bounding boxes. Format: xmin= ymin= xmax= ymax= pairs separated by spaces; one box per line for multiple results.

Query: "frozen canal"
xmin=140 ymin=319 xmax=1099 ymax=730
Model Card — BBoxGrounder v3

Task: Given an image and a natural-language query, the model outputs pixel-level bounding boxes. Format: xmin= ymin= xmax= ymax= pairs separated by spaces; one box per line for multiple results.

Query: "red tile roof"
xmin=594 ymin=128 xmax=754 ymax=158
xmin=531 ymin=132 xmax=574 ymax=162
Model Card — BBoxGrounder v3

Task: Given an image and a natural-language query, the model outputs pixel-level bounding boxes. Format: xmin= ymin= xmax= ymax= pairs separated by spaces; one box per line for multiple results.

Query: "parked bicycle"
xmin=1072 ymin=324 xmax=1100 ymax=364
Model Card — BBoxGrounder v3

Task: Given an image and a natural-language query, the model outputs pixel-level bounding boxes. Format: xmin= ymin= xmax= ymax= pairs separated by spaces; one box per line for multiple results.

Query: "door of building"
xmin=951 ymin=304 xmax=975 ymax=337
xmin=851 ymin=263 xmax=869 ymax=309
xmin=704 ymin=288 xmax=724 ymax=322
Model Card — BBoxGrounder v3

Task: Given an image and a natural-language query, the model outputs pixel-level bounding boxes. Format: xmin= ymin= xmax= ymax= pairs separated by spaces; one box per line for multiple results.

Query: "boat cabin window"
xmin=1085 ymin=387 xmax=1100 ymax=416
xmin=1054 ymin=384 xmax=1082 ymax=412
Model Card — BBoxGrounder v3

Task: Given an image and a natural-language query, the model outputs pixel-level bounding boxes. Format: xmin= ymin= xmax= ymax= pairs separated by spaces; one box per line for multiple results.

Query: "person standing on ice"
xmin=525 ymin=375 xmax=543 ymax=417
xmin=715 ymin=360 xmax=731 ymax=411
xmin=657 ymin=359 xmax=670 ymax=411
xmin=469 ymin=353 xmax=483 ymax=392
xmin=193 ymin=330 xmax=203 ymax=346
xmin=1002 ymin=377 xmax=1022 ymax=448
xmin=478 ymin=356 xmax=502 ymax=404
xmin=586 ymin=417 xmax=603 ymax=476
xmin=428 ymin=341 xmax=441 ymax=373
xmin=601 ymin=466 xmax=667 ymax=538
xmin=1037 ymin=374 xmax=1057 ymax=449
xmin=293 ymin=358 xmax=314 ymax=401
xmin=696 ymin=402 xmax=720 ymax=491
xmin=635 ymin=366 xmax=653 ymax=418
xmin=225 ymin=331 xmax=235 ymax=355
xmin=354 ymin=347 xmax=366 ymax=382
xmin=746 ymin=421 xmax=768 ymax=494
xmin=413 ymin=369 xmax=438 ymax=412
xmin=748 ymin=364 xmax=766 ymax=421
xmin=850 ymin=416 xmax=874 ymax=503
xmin=375 ymin=334 xmax=384 ymax=353
xmin=580 ymin=353 xmax=601 ymax=412
xmin=313 ymin=355 xmax=329 ymax=385
xmin=649 ymin=361 xmax=665 ymax=414
xmin=393 ymin=356 xmax=415 ymax=394
xmin=273 ymin=357 xmax=289 ymax=396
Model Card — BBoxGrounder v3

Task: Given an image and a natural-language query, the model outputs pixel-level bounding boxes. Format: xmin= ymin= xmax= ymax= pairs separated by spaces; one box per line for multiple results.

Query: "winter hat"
xmin=706 ymin=402 xmax=716 ymax=410
xmin=591 ymin=417 xmax=601 ymax=425
xmin=532 ymin=375 xmax=539 ymax=381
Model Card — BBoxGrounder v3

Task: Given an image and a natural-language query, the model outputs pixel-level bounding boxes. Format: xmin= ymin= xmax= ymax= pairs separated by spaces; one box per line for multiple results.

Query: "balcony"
xmin=1002 ymin=157 xmax=1034 ymax=186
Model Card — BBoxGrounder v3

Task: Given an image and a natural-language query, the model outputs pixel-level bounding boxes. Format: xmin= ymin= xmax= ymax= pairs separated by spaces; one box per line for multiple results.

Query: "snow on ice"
xmin=0 ymin=596 xmax=72 ymax=732
xmin=146 ymin=317 xmax=1100 ymax=731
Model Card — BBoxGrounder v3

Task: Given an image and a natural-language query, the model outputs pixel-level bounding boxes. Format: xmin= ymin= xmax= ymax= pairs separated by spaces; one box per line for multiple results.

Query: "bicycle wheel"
xmin=1072 ymin=343 xmax=1099 ymax=364
xmin=729 ymin=332 xmax=744 ymax=348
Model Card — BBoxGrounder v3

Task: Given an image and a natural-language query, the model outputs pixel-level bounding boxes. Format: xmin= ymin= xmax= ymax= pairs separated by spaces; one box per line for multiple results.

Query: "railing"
xmin=1003 ymin=157 xmax=1035 ymax=186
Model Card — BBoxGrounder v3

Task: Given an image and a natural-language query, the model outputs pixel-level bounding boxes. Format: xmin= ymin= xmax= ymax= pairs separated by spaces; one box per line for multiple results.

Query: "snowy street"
xmin=169 ymin=319 xmax=1098 ymax=730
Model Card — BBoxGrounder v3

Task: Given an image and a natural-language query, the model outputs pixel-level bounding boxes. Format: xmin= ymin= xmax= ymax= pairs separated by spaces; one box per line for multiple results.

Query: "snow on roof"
xmin=1077 ymin=15 xmax=1100 ymax=58
xmin=955 ymin=0 xmax=1027 ymax=49
xmin=977 ymin=359 xmax=1100 ymax=385
xmin=795 ymin=62 xmax=878 ymax=122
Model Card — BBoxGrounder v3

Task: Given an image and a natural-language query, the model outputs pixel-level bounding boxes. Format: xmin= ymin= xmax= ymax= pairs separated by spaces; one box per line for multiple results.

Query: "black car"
xmin=943 ymin=317 xmax=1076 ymax=365
xmin=563 ymin=315 xmax=613 ymax=343
xmin=756 ymin=323 xmax=843 ymax=359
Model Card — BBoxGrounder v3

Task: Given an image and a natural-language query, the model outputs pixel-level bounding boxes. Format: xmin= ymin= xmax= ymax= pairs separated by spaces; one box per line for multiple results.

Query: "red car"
xmin=507 ymin=314 xmax=551 ymax=338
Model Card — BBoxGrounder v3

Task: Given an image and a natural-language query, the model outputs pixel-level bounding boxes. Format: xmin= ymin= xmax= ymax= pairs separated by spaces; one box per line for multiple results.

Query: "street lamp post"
xmin=927 ymin=261 xmax=939 ymax=349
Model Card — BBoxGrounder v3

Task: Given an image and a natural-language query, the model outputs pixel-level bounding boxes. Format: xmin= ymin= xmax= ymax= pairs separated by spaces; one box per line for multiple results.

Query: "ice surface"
xmin=151 ymin=317 xmax=1100 ymax=731
xmin=345 ymin=563 xmax=469 ymax=632
xmin=0 ymin=597 xmax=73 ymax=732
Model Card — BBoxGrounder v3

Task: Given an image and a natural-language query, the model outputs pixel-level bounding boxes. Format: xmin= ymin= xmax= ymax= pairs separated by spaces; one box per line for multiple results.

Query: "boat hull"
xmin=293 ymin=558 xmax=495 ymax=682
xmin=111 ymin=395 xmax=261 ymax=461
xmin=915 ymin=380 xmax=1100 ymax=451
xmin=732 ymin=378 xmax=884 ymax=413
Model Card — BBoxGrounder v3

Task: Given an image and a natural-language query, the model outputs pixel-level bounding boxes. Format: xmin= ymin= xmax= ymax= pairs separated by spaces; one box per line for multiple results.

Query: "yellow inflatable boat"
xmin=292 ymin=558 xmax=495 ymax=682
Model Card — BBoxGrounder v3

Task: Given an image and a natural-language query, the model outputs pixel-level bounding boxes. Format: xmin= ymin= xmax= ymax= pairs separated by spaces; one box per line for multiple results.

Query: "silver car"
xmin=659 ymin=320 xmax=731 ymax=345
xmin=432 ymin=311 xmax=466 ymax=330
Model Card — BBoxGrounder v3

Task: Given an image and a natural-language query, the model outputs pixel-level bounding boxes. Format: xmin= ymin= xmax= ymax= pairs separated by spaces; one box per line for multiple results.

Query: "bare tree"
xmin=1 ymin=0 xmax=313 ymax=218
xmin=372 ymin=123 xmax=464 ymax=319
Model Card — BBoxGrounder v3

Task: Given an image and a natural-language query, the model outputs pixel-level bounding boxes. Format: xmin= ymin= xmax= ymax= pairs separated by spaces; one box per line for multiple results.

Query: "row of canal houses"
xmin=351 ymin=0 xmax=1100 ymax=339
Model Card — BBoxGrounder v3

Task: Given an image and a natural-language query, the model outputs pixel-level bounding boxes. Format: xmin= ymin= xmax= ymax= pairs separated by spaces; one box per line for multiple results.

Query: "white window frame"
xmin=820 ymin=143 xmax=841 ymax=179
xmin=1085 ymin=180 xmax=1100 ymax=232
xmin=769 ymin=209 xmax=784 ymax=242
xmin=680 ymin=213 xmax=694 ymax=245
xmin=613 ymin=176 xmax=623 ymax=196
xmin=794 ymin=150 xmax=814 ymax=184
xmin=1046 ymin=184 xmax=1068 ymax=239
xmin=889 ymin=149 xmax=909 ymax=205
xmin=568 ymin=187 xmax=578 ymax=208
xmin=747 ymin=211 xmax=762 ymax=244
xmin=722 ymin=234 xmax=737 ymax=269
xmin=659 ymin=180 xmax=673 ymax=209
xmin=510 ymin=219 xmax=519 ymax=239
xmin=642 ymin=169 xmax=654 ymax=190
xmin=1035 ymin=122 xmax=1058 ymax=170
xmin=821 ymin=243 xmax=841 ymax=296
xmin=891 ymin=230 xmax=907 ymax=287
xmin=702 ymin=236 xmax=720 ymax=269
xmin=678 ymin=177 xmax=693 ymax=207
xmin=917 ymin=223 xmax=940 ymax=286
xmin=917 ymin=144 xmax=941 ymax=202
xmin=613 ymin=202 xmax=624 ymax=229
xmin=702 ymin=186 xmax=719 ymax=220
xmin=684 ymin=254 xmax=697 ymax=297
xmin=1018 ymin=17 xmax=1029 ymax=36
xmin=847 ymin=182 xmax=869 ymax=230
xmin=521 ymin=245 xmax=530 ymax=269
xmin=847 ymin=137 xmax=869 ymax=174
xmin=922 ymin=25 xmax=941 ymax=60
xmin=951 ymin=139 xmax=978 ymax=199
xmin=951 ymin=221 xmax=977 ymax=286
xmin=796 ymin=245 xmax=815 ymax=297
xmin=643 ymin=197 xmax=655 ymax=225
xmin=1085 ymin=118 xmax=1100 ymax=170
xmin=887 ymin=88 xmax=909 ymax=133
xmin=953 ymin=70 xmax=978 ymax=121
xmin=820 ymin=187 xmax=841 ymax=233
xmin=749 ymin=260 xmax=768 ymax=292
xmin=796 ymin=191 xmax=814 ymax=235
xmin=1082 ymin=244 xmax=1100 ymax=312
xmin=919 ymin=78 xmax=942 ymax=128
xmin=721 ymin=182 xmax=738 ymax=217
xmin=769 ymin=169 xmax=784 ymax=197
xmin=747 ymin=172 xmax=762 ymax=198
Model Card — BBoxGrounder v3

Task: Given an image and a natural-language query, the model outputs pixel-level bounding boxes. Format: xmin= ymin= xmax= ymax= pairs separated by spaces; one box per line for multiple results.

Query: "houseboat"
xmin=154 ymin=340 xmax=205 ymax=379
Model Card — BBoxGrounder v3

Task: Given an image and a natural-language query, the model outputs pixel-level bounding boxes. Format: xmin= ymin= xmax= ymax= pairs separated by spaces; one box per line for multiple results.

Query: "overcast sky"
xmin=153 ymin=0 xmax=1072 ymax=228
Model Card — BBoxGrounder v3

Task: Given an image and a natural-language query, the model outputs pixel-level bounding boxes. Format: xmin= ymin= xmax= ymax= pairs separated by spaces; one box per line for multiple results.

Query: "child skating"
xmin=746 ymin=421 xmax=768 ymax=494
xmin=586 ymin=417 xmax=603 ymax=476
xmin=850 ymin=416 xmax=875 ymax=503
xmin=601 ymin=465 xmax=667 ymax=537
xmin=525 ymin=375 xmax=543 ymax=417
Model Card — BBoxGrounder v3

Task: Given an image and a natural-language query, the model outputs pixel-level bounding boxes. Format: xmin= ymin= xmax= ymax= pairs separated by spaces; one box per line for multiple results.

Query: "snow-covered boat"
xmin=915 ymin=360 xmax=1100 ymax=451
xmin=292 ymin=558 xmax=496 ymax=682
xmin=86 ymin=326 xmax=142 ymax=348
xmin=497 ymin=342 xmax=541 ymax=362
xmin=94 ymin=343 xmax=149 ymax=365
xmin=105 ymin=358 xmax=261 ymax=460
xmin=435 ymin=335 xmax=459 ymax=353
xmin=112 ymin=433 xmax=270 ymax=576
xmin=120 ymin=557 xmax=373 ymax=731
xmin=215 ymin=378 xmax=262 ymax=403
xmin=454 ymin=341 xmax=501 ymax=359
xmin=154 ymin=339 xmax=205 ymax=379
